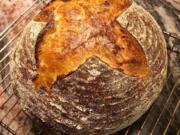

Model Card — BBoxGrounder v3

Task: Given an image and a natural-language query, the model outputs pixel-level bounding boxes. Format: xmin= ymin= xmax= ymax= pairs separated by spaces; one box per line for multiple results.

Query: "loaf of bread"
xmin=11 ymin=0 xmax=167 ymax=134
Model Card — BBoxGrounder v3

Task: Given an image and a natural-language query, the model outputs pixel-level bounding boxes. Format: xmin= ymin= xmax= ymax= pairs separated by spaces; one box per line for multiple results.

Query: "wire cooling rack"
xmin=0 ymin=1 xmax=50 ymax=135
xmin=0 ymin=0 xmax=179 ymax=135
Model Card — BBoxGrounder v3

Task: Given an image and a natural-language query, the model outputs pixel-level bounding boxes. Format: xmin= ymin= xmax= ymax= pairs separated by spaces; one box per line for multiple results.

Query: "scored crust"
xmin=33 ymin=0 xmax=148 ymax=91
xmin=11 ymin=1 xmax=167 ymax=135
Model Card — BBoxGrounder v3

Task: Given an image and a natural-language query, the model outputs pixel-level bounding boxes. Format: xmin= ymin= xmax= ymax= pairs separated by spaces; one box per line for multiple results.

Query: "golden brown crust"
xmin=11 ymin=2 xmax=167 ymax=135
xmin=33 ymin=0 xmax=148 ymax=91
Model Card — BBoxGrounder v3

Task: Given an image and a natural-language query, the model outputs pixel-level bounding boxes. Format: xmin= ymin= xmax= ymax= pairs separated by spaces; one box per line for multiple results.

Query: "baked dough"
xmin=11 ymin=1 xmax=167 ymax=134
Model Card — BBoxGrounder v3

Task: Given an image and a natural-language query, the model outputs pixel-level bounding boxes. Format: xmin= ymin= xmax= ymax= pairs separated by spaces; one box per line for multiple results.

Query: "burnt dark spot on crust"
xmin=115 ymin=58 xmax=142 ymax=70
xmin=31 ymin=75 xmax=38 ymax=83
xmin=112 ymin=45 xmax=124 ymax=55
xmin=103 ymin=1 xmax=110 ymax=6
xmin=122 ymin=35 xmax=127 ymax=39
xmin=125 ymin=58 xmax=140 ymax=64
xmin=117 ymin=62 xmax=124 ymax=66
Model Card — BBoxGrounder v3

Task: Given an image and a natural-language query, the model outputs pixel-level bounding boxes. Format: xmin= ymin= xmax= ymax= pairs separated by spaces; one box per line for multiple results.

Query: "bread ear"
xmin=110 ymin=21 xmax=149 ymax=77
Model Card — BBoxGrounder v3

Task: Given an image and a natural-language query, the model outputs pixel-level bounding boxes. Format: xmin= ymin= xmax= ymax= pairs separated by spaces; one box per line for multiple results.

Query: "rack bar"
xmin=0 ymin=49 xmax=14 ymax=64
xmin=0 ymin=62 xmax=10 ymax=75
xmin=0 ymin=94 xmax=14 ymax=109
xmin=0 ymin=72 xmax=11 ymax=85
xmin=14 ymin=117 xmax=28 ymax=134
xmin=163 ymin=31 xmax=180 ymax=40
xmin=0 ymin=31 xmax=22 ymax=54
xmin=0 ymin=101 xmax=18 ymax=122
xmin=163 ymin=101 xmax=180 ymax=135
xmin=0 ymin=121 xmax=16 ymax=135
xmin=0 ymin=82 xmax=11 ymax=97
xmin=7 ymin=110 xmax=22 ymax=127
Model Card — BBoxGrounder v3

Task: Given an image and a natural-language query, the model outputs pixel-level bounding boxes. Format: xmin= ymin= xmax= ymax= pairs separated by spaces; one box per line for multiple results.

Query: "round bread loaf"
xmin=11 ymin=0 xmax=167 ymax=135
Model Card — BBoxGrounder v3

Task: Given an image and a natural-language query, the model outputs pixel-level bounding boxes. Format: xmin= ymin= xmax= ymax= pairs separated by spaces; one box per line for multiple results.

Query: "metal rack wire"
xmin=0 ymin=0 xmax=179 ymax=135
xmin=0 ymin=1 xmax=51 ymax=135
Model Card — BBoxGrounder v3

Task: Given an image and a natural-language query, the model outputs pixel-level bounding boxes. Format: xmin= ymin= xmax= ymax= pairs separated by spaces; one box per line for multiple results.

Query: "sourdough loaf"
xmin=11 ymin=0 xmax=167 ymax=134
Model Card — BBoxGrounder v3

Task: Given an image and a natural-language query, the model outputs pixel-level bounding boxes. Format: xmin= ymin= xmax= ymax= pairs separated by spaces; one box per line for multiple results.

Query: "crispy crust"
xmin=33 ymin=0 xmax=149 ymax=91
xmin=11 ymin=2 xmax=167 ymax=135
